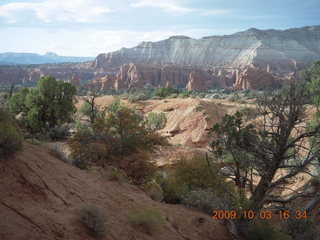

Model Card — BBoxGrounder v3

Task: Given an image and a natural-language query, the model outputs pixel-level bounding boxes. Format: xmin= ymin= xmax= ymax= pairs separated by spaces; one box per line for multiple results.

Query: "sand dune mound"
xmin=0 ymin=143 xmax=232 ymax=240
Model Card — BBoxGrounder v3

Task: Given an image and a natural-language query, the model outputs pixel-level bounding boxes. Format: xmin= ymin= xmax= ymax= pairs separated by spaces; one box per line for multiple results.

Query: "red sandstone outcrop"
xmin=232 ymin=67 xmax=282 ymax=90
xmin=186 ymin=72 xmax=206 ymax=91
xmin=69 ymin=73 xmax=81 ymax=88
xmin=87 ymin=63 xmax=244 ymax=91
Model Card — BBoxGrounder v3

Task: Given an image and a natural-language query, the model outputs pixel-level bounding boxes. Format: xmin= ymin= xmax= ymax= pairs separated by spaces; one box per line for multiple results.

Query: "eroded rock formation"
xmin=91 ymin=26 xmax=320 ymax=75
xmin=186 ymin=72 xmax=206 ymax=91
xmin=232 ymin=67 xmax=282 ymax=90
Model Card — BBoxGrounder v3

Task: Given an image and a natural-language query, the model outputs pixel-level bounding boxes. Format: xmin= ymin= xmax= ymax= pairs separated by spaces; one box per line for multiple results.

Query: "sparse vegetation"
xmin=129 ymin=208 xmax=165 ymax=234
xmin=104 ymin=166 xmax=129 ymax=183
xmin=75 ymin=204 xmax=107 ymax=238
xmin=0 ymin=108 xmax=23 ymax=159
xmin=146 ymin=111 xmax=167 ymax=131
xmin=48 ymin=145 xmax=71 ymax=164
xmin=141 ymin=181 xmax=164 ymax=202
xmin=182 ymin=188 xmax=229 ymax=214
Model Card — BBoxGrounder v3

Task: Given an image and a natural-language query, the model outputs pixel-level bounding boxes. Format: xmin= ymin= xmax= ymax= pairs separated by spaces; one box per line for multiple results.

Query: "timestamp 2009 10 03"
xmin=211 ymin=210 xmax=308 ymax=220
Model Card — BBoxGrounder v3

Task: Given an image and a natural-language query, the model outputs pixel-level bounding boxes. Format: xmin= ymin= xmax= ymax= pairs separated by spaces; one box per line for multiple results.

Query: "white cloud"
xmin=130 ymin=0 xmax=232 ymax=16
xmin=0 ymin=0 xmax=113 ymax=23
xmin=1 ymin=27 xmax=227 ymax=56
xmin=130 ymin=0 xmax=197 ymax=13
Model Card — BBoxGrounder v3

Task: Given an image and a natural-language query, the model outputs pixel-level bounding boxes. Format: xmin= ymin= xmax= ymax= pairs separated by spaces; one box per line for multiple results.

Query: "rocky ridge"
xmin=91 ymin=26 xmax=320 ymax=75
xmin=0 ymin=26 xmax=319 ymax=90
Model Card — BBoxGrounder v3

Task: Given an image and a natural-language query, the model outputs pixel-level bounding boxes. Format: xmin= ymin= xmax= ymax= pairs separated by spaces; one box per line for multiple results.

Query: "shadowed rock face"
xmin=91 ymin=26 xmax=320 ymax=75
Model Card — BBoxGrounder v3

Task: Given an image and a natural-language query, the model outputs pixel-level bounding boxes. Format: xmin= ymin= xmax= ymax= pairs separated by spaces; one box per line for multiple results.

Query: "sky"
xmin=0 ymin=0 xmax=319 ymax=57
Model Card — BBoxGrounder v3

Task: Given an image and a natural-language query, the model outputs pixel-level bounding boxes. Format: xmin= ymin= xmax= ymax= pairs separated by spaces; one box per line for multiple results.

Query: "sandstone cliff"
xmin=87 ymin=63 xmax=218 ymax=91
xmin=186 ymin=72 xmax=206 ymax=91
xmin=87 ymin=63 xmax=279 ymax=91
xmin=232 ymin=67 xmax=282 ymax=90
xmin=91 ymin=26 xmax=320 ymax=75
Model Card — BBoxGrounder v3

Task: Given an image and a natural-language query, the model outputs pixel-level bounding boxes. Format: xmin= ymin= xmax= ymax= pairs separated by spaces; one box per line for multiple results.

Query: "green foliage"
xmin=153 ymin=86 xmax=181 ymax=98
xmin=142 ymin=181 xmax=164 ymax=202
xmin=79 ymin=101 xmax=97 ymax=120
xmin=156 ymin=173 xmax=190 ymax=204
xmin=76 ymin=204 xmax=107 ymax=238
xmin=306 ymin=61 xmax=320 ymax=109
xmin=0 ymin=108 xmax=23 ymax=159
xmin=69 ymin=100 xmax=165 ymax=184
xmin=7 ymin=76 xmax=76 ymax=132
xmin=146 ymin=111 xmax=167 ymax=131
xmin=174 ymin=154 xmax=220 ymax=190
xmin=129 ymin=208 xmax=165 ymax=234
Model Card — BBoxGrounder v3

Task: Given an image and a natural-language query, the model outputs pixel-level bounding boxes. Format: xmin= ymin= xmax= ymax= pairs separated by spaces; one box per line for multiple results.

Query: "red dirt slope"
xmin=0 ymin=143 xmax=233 ymax=240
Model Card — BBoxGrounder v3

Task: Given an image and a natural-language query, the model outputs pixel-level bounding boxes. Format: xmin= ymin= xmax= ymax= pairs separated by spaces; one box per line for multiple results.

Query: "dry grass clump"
xmin=129 ymin=208 xmax=165 ymax=234
xmin=75 ymin=204 xmax=107 ymax=238
xmin=104 ymin=166 xmax=128 ymax=183
xmin=141 ymin=181 xmax=164 ymax=202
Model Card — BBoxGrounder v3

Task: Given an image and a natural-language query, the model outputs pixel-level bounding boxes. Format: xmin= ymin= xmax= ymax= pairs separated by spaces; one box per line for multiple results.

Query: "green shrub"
xmin=76 ymin=204 xmax=107 ymax=238
xmin=174 ymin=154 xmax=220 ymax=190
xmin=146 ymin=111 xmax=167 ymax=131
xmin=153 ymin=86 xmax=181 ymax=99
xmin=129 ymin=208 xmax=165 ymax=234
xmin=142 ymin=181 xmax=164 ymax=202
xmin=156 ymin=173 xmax=189 ymax=204
xmin=0 ymin=108 xmax=23 ymax=159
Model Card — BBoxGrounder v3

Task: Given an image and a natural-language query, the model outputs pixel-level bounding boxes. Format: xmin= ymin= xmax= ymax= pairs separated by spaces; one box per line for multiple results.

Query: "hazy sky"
xmin=0 ymin=0 xmax=319 ymax=57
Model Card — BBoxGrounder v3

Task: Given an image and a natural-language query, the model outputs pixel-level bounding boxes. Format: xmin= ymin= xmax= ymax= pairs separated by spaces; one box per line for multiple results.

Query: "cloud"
xmin=130 ymin=0 xmax=197 ymax=13
xmin=0 ymin=0 xmax=113 ymax=23
xmin=130 ymin=0 xmax=232 ymax=16
xmin=1 ymin=27 xmax=226 ymax=56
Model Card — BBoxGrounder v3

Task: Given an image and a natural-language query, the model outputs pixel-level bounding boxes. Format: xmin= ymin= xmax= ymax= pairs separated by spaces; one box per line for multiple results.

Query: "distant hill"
xmin=0 ymin=52 xmax=94 ymax=65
